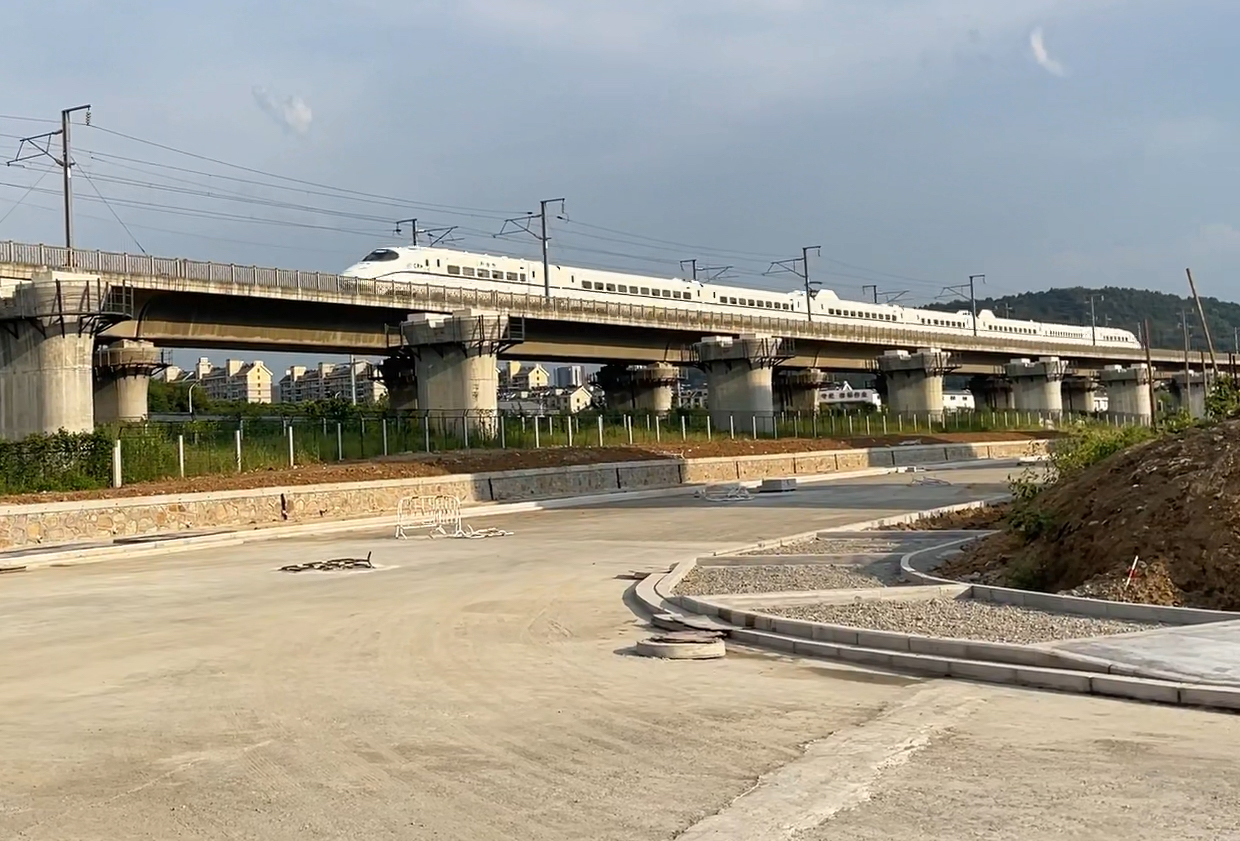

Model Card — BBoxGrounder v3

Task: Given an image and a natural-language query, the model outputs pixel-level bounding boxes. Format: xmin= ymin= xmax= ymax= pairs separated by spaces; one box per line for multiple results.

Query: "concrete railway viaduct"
xmin=0 ymin=240 xmax=1208 ymax=439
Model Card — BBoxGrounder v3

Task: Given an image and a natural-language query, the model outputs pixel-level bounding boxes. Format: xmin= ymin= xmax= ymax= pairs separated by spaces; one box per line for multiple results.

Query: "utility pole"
xmin=1086 ymin=293 xmax=1103 ymax=346
xmin=1185 ymin=268 xmax=1220 ymax=377
xmin=395 ymin=218 xmax=418 ymax=245
xmin=349 ymin=355 xmax=358 ymax=405
xmin=6 ymin=104 xmax=91 ymax=263
xmin=940 ymin=274 xmax=984 ymax=335
xmin=1144 ymin=319 xmax=1157 ymax=427
xmin=1182 ymin=309 xmax=1192 ymax=393
xmin=496 ymin=198 xmax=565 ymax=298
xmin=765 ymin=246 xmax=821 ymax=322
xmin=967 ymin=275 xmax=983 ymax=336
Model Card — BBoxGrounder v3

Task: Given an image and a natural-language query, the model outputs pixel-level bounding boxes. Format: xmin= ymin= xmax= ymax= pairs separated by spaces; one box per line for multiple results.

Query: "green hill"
xmin=925 ymin=286 xmax=1240 ymax=355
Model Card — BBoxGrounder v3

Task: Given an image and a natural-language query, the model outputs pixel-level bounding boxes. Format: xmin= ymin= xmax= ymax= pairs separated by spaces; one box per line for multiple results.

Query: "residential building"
xmin=943 ymin=390 xmax=976 ymax=412
xmin=499 ymin=362 xmax=550 ymax=390
xmin=158 ymin=357 xmax=274 ymax=404
xmin=498 ymin=385 xmax=594 ymax=415
xmin=277 ymin=359 xmax=387 ymax=404
xmin=553 ymin=365 xmax=584 ymax=388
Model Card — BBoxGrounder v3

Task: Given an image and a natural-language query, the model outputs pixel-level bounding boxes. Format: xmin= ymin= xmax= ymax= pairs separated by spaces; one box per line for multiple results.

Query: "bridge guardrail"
xmin=0 ymin=240 xmax=1154 ymax=361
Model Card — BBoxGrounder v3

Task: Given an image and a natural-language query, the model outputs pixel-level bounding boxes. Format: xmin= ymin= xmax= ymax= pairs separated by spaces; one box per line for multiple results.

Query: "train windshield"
xmin=361 ymin=249 xmax=400 ymax=262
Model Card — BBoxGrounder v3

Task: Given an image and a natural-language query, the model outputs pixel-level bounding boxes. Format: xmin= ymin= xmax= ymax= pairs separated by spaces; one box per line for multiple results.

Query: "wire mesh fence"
xmin=106 ymin=407 xmax=1116 ymax=487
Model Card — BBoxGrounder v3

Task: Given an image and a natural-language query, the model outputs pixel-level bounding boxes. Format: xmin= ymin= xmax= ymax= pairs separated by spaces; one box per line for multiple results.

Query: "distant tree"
xmin=926 ymin=285 xmax=1240 ymax=353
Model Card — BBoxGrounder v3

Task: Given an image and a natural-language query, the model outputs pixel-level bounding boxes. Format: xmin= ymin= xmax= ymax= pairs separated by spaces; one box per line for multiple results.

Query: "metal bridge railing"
xmin=0 ymin=239 xmax=1153 ymax=361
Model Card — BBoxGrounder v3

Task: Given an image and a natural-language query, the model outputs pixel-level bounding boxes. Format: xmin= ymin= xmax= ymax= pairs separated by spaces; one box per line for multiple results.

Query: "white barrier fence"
xmin=395 ymin=495 xmax=512 ymax=539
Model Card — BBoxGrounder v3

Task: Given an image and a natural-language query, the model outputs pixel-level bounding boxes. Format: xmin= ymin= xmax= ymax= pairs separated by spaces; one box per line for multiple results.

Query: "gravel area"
xmin=766 ymin=598 xmax=1161 ymax=644
xmin=675 ymin=563 xmax=897 ymax=595
xmin=746 ymin=538 xmax=903 ymax=556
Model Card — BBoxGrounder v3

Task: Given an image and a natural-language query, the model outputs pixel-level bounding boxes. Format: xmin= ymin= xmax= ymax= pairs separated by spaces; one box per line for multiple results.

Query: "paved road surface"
xmin=2 ymin=465 xmax=1237 ymax=840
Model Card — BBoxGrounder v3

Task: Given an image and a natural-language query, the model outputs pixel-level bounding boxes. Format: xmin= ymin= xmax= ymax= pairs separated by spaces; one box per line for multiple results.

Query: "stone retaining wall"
xmin=0 ymin=439 xmax=1046 ymax=550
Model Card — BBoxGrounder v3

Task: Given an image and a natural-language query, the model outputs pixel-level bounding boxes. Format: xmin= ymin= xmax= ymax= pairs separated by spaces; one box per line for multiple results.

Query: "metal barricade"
xmin=395 ymin=494 xmax=462 ymax=539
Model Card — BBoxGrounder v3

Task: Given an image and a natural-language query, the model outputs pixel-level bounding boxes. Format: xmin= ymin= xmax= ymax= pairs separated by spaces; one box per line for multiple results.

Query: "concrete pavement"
xmin=2 ymin=463 xmax=1238 ymax=840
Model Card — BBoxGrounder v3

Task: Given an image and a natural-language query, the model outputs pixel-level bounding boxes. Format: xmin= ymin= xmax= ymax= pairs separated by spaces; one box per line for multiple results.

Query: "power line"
xmin=85 ymin=123 xmax=526 ymax=220
xmin=76 ymin=163 xmax=146 ymax=253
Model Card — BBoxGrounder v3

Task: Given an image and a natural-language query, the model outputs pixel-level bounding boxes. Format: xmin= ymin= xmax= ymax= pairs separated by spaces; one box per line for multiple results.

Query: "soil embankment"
xmin=940 ymin=422 xmax=1240 ymax=610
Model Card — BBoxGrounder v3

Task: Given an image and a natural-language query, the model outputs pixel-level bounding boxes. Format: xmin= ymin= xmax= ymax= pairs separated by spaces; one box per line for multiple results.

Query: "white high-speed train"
xmin=341 ymin=245 xmax=1141 ymax=349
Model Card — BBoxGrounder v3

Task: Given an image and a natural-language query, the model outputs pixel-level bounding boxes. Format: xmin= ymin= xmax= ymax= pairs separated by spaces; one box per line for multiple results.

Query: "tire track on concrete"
xmin=674 ymin=682 xmax=986 ymax=841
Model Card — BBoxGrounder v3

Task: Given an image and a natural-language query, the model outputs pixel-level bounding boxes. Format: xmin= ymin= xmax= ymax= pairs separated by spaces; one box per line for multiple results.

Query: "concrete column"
xmin=0 ymin=269 xmax=132 ymax=439
xmin=775 ymin=368 xmax=829 ymax=414
xmin=379 ymin=355 xmax=418 ymax=412
xmin=1004 ymin=356 xmax=1067 ymax=417
xmin=93 ymin=340 xmax=163 ymax=424
xmin=1098 ymin=364 xmax=1153 ymax=426
xmin=694 ymin=334 xmax=786 ymax=435
xmin=876 ymin=348 xmax=952 ymax=421
xmin=0 ymin=329 xmax=95 ymax=438
xmin=1061 ymin=375 xmax=1098 ymax=415
xmin=1170 ymin=371 xmax=1208 ymax=418
xmin=968 ymin=374 xmax=1014 ymax=411
xmin=602 ymin=363 xmax=679 ymax=415
xmin=400 ymin=309 xmax=511 ymax=438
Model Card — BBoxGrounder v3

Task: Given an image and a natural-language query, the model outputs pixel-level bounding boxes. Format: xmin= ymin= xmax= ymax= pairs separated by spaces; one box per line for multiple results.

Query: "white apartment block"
xmin=277 ymin=360 xmax=387 ymax=404
xmin=158 ymin=357 xmax=274 ymax=404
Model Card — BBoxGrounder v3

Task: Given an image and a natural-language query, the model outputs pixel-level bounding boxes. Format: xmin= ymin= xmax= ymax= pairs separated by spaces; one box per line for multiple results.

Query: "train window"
xmin=362 ymin=249 xmax=400 ymax=262
xmin=641 ymin=287 xmax=650 ymax=295
xmin=747 ymin=299 xmax=754 ymax=306
xmin=581 ymin=281 xmax=593 ymax=290
xmin=477 ymin=269 xmax=490 ymax=279
xmin=507 ymin=272 xmax=518 ymax=281
xmin=436 ymin=259 xmax=441 ymax=267
xmin=462 ymin=267 xmax=476 ymax=277
xmin=606 ymin=284 xmax=616 ymax=292
xmin=519 ymin=273 xmax=526 ymax=281
xmin=447 ymin=265 xmax=461 ymax=275
xmin=662 ymin=290 xmax=671 ymax=297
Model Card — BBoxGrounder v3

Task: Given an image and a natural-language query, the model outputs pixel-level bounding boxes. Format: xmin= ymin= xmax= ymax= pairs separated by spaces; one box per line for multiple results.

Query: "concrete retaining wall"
xmin=0 ymin=438 xmax=1046 ymax=551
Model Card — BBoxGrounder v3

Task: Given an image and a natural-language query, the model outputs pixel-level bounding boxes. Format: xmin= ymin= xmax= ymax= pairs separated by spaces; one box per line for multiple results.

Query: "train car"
xmin=341 ymin=245 xmax=1140 ymax=348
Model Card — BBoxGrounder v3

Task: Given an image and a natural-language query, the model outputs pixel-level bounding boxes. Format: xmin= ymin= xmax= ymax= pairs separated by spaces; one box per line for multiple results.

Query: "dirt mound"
xmin=941 ymin=421 xmax=1240 ymax=610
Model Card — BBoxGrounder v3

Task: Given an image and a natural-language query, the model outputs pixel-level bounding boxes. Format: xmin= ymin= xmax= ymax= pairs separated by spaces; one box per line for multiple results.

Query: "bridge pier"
xmin=600 ymin=363 xmax=678 ymax=415
xmin=1004 ymin=357 xmax=1067 ymax=418
xmin=379 ymin=356 xmax=419 ymax=412
xmin=968 ymin=374 xmax=1014 ymax=411
xmin=1061 ymin=375 xmax=1098 ymax=415
xmin=0 ymin=270 xmax=131 ymax=439
xmin=399 ymin=309 xmax=515 ymax=438
xmin=694 ymin=334 xmax=787 ymax=435
xmin=1170 ymin=371 xmax=1208 ymax=418
xmin=774 ymin=368 xmax=828 ymax=414
xmin=876 ymin=348 xmax=952 ymax=422
xmin=1098 ymin=364 xmax=1153 ymax=425
xmin=93 ymin=340 xmax=163 ymax=424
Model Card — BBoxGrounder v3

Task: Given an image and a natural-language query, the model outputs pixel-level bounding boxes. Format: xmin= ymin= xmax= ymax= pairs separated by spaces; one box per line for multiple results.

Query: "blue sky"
xmin=2 ymin=0 xmax=1236 ymax=374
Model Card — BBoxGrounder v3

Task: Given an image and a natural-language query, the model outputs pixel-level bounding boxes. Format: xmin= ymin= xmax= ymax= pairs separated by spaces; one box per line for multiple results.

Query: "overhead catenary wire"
xmin=1 ymin=119 xmax=1023 ymax=304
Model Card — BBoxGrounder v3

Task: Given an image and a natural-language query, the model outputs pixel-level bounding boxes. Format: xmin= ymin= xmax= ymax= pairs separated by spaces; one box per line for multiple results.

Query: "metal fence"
xmin=107 ymin=407 xmax=1115 ymax=486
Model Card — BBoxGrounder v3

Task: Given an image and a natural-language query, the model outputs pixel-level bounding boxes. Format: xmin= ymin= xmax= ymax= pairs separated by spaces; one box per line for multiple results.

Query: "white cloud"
xmin=1030 ymin=26 xmax=1067 ymax=77
xmin=251 ymin=86 xmax=313 ymax=135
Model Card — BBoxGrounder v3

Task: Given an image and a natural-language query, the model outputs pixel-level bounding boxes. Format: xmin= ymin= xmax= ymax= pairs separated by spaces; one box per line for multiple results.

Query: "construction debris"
xmin=279 ymin=552 xmax=374 ymax=573
xmin=635 ymin=630 xmax=727 ymax=660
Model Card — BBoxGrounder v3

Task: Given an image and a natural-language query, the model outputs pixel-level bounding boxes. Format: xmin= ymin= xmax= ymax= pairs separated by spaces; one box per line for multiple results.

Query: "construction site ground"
xmin=3 ymin=465 xmax=1236 ymax=841
xmin=0 ymin=430 xmax=1050 ymax=505
xmin=939 ymin=420 xmax=1240 ymax=611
